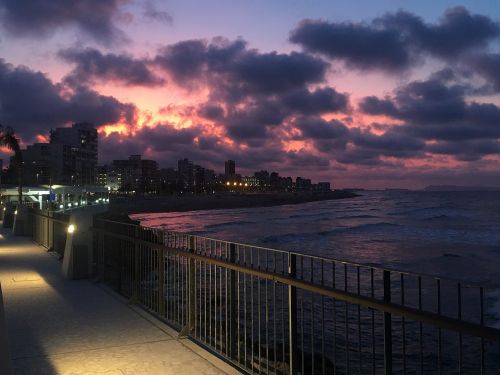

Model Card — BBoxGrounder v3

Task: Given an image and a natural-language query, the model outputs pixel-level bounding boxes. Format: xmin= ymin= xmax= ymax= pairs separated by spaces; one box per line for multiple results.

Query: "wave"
xmin=261 ymin=222 xmax=401 ymax=244
xmin=337 ymin=214 xmax=379 ymax=219
xmin=205 ymin=220 xmax=255 ymax=229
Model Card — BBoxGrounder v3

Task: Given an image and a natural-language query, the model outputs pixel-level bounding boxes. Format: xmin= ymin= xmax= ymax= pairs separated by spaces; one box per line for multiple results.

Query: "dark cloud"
xmin=136 ymin=124 xmax=199 ymax=152
xmin=197 ymin=104 xmax=225 ymax=120
xmin=282 ymin=87 xmax=348 ymax=115
xmin=216 ymin=99 xmax=287 ymax=141
xmin=351 ymin=128 xmax=425 ymax=158
xmin=0 ymin=0 xmax=127 ymax=45
xmin=359 ymin=96 xmax=399 ymax=117
xmin=290 ymin=7 xmax=500 ymax=71
xmin=361 ymin=77 xmax=500 ymax=142
xmin=155 ymin=38 xmax=328 ymax=95
xmin=290 ymin=19 xmax=410 ymax=71
xmin=155 ymin=40 xmax=208 ymax=85
xmin=0 ymin=59 xmax=136 ymax=141
xmin=295 ymin=117 xmax=349 ymax=140
xmin=426 ymin=139 xmax=500 ymax=161
xmin=59 ymin=48 xmax=164 ymax=87
xmin=357 ymin=73 xmax=500 ymax=162
xmin=469 ymin=53 xmax=500 ymax=92
xmin=158 ymin=38 xmax=351 ymax=144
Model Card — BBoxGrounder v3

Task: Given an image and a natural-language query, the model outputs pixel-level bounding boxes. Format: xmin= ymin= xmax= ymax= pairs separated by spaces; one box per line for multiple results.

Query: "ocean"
xmin=131 ymin=190 xmax=500 ymax=286
xmin=130 ymin=190 xmax=500 ymax=371
xmin=131 ymin=190 xmax=500 ymax=327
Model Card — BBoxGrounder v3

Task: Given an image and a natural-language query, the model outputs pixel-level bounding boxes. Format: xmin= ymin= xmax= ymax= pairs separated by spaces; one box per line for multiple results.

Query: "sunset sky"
xmin=0 ymin=0 xmax=499 ymax=188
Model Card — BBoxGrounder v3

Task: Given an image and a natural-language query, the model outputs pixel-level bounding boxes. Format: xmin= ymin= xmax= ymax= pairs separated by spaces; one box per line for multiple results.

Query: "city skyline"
xmin=0 ymin=1 xmax=499 ymax=188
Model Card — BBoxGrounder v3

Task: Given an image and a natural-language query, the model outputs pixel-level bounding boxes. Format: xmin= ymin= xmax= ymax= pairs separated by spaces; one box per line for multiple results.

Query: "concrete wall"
xmin=0 ymin=283 xmax=13 ymax=375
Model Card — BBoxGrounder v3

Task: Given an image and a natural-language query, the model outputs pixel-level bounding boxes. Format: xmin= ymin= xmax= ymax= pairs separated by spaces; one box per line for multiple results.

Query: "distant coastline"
xmin=424 ymin=185 xmax=500 ymax=191
xmin=102 ymin=190 xmax=359 ymax=220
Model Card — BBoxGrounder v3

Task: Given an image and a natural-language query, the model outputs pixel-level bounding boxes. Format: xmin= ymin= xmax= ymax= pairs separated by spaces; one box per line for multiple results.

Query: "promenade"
xmin=0 ymin=227 xmax=239 ymax=375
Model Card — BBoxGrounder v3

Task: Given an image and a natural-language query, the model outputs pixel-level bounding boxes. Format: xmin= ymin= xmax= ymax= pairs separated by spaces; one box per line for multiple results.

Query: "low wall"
xmin=0 ymin=282 xmax=12 ymax=375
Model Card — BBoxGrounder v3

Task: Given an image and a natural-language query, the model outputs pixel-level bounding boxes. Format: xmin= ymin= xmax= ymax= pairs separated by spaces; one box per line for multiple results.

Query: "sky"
xmin=0 ymin=0 xmax=499 ymax=189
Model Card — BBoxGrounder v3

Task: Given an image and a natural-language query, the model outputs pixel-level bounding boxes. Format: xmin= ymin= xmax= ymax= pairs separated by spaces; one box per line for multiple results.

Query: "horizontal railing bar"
xmin=94 ymin=218 xmax=486 ymax=288
xmin=28 ymin=211 xmax=70 ymax=225
xmin=92 ymin=226 xmax=500 ymax=342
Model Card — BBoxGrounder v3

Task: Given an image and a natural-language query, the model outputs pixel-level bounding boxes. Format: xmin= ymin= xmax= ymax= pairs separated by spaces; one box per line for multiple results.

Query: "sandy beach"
xmin=102 ymin=190 xmax=358 ymax=220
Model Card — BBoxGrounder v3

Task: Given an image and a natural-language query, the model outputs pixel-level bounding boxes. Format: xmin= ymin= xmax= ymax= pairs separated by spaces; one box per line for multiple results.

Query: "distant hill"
xmin=424 ymin=185 xmax=500 ymax=191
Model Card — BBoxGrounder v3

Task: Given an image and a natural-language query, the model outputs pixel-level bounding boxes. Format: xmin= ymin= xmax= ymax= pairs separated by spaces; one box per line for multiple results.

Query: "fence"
xmin=91 ymin=217 xmax=500 ymax=374
xmin=27 ymin=209 xmax=70 ymax=256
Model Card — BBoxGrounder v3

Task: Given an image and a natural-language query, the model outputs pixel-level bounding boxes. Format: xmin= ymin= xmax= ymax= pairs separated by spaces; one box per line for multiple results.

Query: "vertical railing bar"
xmin=383 ymin=270 xmax=392 ymax=375
xmin=321 ymin=260 xmax=325 ymax=375
xmin=333 ymin=262 xmax=337 ymax=375
xmin=418 ymin=275 xmax=423 ymax=375
xmin=401 ymin=273 xmax=406 ymax=375
xmin=273 ymin=252 xmax=277 ymax=373
xmin=251 ymin=249 xmax=255 ymax=374
xmin=357 ymin=266 xmax=361 ymax=375
xmin=345 ymin=263 xmax=349 ymax=373
xmin=311 ymin=258 xmax=315 ymax=375
xmin=458 ymin=282 xmax=462 ymax=375
xmin=480 ymin=286 xmax=485 ymax=375
xmin=371 ymin=268 xmax=375 ymax=375
xmin=437 ymin=278 xmax=442 ymax=375
xmin=288 ymin=252 xmax=298 ymax=375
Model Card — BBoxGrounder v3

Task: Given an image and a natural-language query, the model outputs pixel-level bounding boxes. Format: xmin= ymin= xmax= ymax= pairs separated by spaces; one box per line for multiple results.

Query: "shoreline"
xmin=101 ymin=190 xmax=359 ymax=221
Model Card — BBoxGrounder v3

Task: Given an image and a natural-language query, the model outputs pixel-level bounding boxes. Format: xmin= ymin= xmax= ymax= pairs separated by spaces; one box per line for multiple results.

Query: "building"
xmin=96 ymin=165 xmax=122 ymax=191
xmin=242 ymin=176 xmax=259 ymax=188
xmin=50 ymin=123 xmax=98 ymax=186
xmin=112 ymin=155 xmax=159 ymax=193
xmin=315 ymin=182 xmax=331 ymax=192
xmin=295 ymin=177 xmax=312 ymax=191
xmin=20 ymin=143 xmax=52 ymax=185
xmin=254 ymin=170 xmax=270 ymax=188
xmin=178 ymin=158 xmax=194 ymax=191
xmin=224 ymin=160 xmax=235 ymax=177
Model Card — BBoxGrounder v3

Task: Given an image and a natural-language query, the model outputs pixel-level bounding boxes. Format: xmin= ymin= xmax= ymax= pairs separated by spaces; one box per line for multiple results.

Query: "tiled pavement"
xmin=0 ymin=228 xmax=240 ymax=375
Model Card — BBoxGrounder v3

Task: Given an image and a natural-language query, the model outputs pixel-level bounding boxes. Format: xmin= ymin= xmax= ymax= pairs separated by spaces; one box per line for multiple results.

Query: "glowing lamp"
xmin=226 ymin=182 xmax=230 ymax=186
xmin=233 ymin=182 xmax=237 ymax=186
xmin=14 ymin=210 xmax=18 ymax=215
xmin=59 ymin=204 xmax=64 ymax=209
xmin=67 ymin=224 xmax=76 ymax=234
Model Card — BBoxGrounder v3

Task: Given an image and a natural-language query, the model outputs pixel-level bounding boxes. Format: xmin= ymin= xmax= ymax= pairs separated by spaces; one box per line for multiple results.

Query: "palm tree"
xmin=0 ymin=125 xmax=23 ymax=205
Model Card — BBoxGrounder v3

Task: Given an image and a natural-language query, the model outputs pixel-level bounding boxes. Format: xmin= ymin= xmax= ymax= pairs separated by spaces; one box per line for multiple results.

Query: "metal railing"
xmin=27 ymin=208 xmax=70 ymax=256
xmin=92 ymin=218 xmax=500 ymax=374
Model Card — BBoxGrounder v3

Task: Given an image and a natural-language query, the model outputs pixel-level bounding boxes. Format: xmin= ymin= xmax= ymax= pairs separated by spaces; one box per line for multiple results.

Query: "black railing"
xmin=27 ymin=209 xmax=70 ymax=256
xmin=93 ymin=217 xmax=500 ymax=374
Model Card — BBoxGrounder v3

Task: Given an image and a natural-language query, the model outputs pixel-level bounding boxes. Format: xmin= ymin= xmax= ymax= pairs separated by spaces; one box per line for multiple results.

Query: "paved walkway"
xmin=0 ymin=228 xmax=240 ymax=375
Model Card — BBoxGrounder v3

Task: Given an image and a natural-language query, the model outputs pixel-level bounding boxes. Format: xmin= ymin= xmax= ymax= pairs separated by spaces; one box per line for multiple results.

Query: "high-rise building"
xmin=112 ymin=155 xmax=159 ymax=193
xmin=20 ymin=143 xmax=52 ymax=185
xmin=224 ymin=160 xmax=235 ymax=176
xmin=178 ymin=158 xmax=194 ymax=190
xmin=50 ymin=122 xmax=98 ymax=185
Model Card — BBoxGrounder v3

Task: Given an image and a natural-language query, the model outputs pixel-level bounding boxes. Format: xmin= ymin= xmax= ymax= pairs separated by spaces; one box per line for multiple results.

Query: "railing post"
xmin=131 ymin=226 xmax=139 ymax=303
xmin=229 ymin=243 xmax=237 ymax=360
xmin=178 ymin=235 xmax=197 ymax=338
xmin=383 ymin=270 xmax=393 ymax=374
xmin=158 ymin=231 xmax=165 ymax=317
xmin=288 ymin=253 xmax=298 ymax=375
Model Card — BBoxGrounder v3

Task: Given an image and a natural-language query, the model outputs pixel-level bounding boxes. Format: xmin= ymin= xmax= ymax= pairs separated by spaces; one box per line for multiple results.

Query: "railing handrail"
xmin=92 ymin=224 xmax=500 ymax=343
xmin=93 ymin=217 xmax=488 ymax=289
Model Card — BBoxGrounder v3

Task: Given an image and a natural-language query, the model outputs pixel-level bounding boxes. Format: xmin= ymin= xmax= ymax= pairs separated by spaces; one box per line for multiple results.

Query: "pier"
xmin=0 ymin=226 xmax=237 ymax=374
xmin=1 ymin=206 xmax=500 ymax=374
